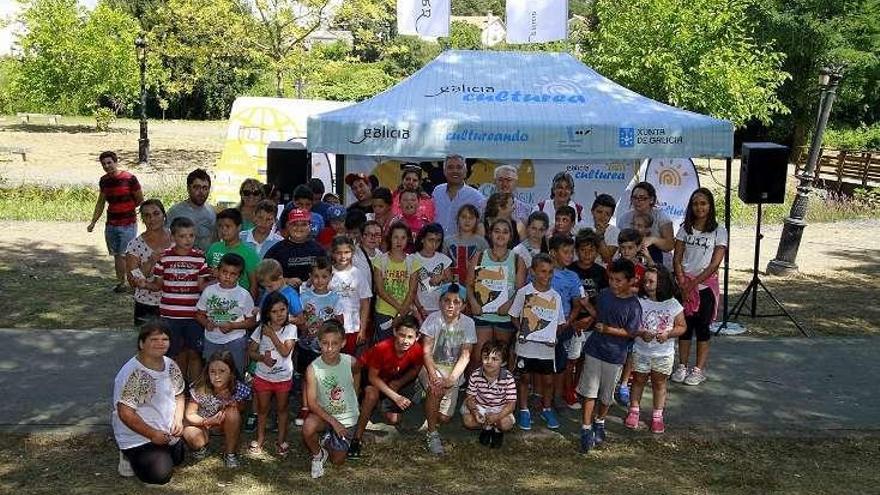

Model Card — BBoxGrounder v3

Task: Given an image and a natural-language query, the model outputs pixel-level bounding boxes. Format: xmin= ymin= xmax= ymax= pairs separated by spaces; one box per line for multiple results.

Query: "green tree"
xmin=332 ymin=0 xmax=395 ymax=62
xmin=439 ymin=20 xmax=483 ymax=50
xmin=306 ymin=60 xmax=397 ymax=101
xmin=580 ymin=0 xmax=790 ymax=128
xmin=13 ymin=0 xmax=140 ymax=114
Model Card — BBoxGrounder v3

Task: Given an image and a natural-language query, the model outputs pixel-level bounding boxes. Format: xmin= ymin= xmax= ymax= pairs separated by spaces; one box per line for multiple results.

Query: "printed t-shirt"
xmin=472 ymin=250 xmax=516 ymax=323
xmin=311 ymin=354 xmax=359 ymax=427
xmin=330 ymin=265 xmax=373 ymax=334
xmin=444 ymin=234 xmax=488 ymax=284
xmin=250 ymin=323 xmax=298 ymax=382
xmin=264 ymin=239 xmax=326 ymax=282
xmin=635 ymin=297 xmax=684 ymax=357
xmin=189 ymin=381 xmax=251 ymax=418
xmin=373 ymin=253 xmax=415 ymax=317
xmin=411 ymin=251 xmax=453 ymax=312
xmin=196 ymin=283 xmax=255 ymax=344
xmin=420 ymin=311 xmax=477 ymax=376
xmin=299 ymin=287 xmax=344 ymax=352
xmin=112 ymin=356 xmax=184 ymax=450
xmin=510 ymin=283 xmax=565 ymax=360
xmin=583 ymin=288 xmax=642 ymax=365
xmin=153 ymin=247 xmax=211 ymax=319
xmin=675 ymin=225 xmax=729 ymax=282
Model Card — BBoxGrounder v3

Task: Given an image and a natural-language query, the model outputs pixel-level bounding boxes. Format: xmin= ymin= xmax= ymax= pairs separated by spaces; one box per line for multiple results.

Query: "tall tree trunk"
xmin=275 ymin=68 xmax=284 ymax=98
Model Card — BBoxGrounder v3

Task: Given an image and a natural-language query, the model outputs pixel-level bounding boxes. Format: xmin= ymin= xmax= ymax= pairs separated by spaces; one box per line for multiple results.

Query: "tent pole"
xmin=720 ymin=156 xmax=732 ymax=331
xmin=336 ymin=154 xmax=346 ymax=201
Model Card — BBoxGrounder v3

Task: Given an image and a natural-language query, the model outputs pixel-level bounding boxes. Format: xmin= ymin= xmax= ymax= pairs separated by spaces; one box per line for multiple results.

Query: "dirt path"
xmin=1 ymin=219 xmax=877 ymax=334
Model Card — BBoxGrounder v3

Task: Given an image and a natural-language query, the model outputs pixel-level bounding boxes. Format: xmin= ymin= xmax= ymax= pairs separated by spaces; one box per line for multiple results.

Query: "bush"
xmin=94 ymin=108 xmax=116 ymax=132
xmin=823 ymin=125 xmax=880 ymax=151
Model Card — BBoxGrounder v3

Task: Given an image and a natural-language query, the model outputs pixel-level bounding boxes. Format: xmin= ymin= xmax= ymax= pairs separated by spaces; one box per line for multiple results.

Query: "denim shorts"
xmin=161 ymin=317 xmax=203 ymax=357
xmin=105 ymin=223 xmax=137 ymax=256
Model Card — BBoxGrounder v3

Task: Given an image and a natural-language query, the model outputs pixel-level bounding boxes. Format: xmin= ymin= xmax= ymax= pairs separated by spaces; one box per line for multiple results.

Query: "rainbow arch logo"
xmin=651 ymin=161 xmax=690 ymax=188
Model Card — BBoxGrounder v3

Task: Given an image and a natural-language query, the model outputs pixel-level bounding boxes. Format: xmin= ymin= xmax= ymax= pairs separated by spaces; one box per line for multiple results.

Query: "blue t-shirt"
xmin=257 ymin=285 xmax=303 ymax=317
xmin=583 ymin=288 xmax=642 ymax=365
xmin=551 ymin=267 xmax=584 ymax=318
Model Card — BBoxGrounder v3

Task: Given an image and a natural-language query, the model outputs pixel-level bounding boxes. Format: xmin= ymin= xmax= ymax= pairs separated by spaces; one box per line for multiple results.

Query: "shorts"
xmin=252 ymin=376 xmax=292 ymax=394
xmin=161 ymin=317 xmax=203 ymax=358
xmin=459 ymin=403 xmax=516 ymax=423
xmin=134 ymin=302 xmax=160 ymax=327
xmin=515 ymin=356 xmax=556 ymax=375
xmin=202 ymin=337 xmax=248 ymax=377
xmin=564 ymin=331 xmax=590 ymax=360
xmin=418 ymin=368 xmax=464 ymax=418
xmin=473 ymin=318 xmax=516 ymax=333
xmin=373 ymin=314 xmax=395 ymax=343
xmin=343 ymin=333 xmax=362 ymax=356
xmin=322 ymin=426 xmax=355 ymax=452
xmin=379 ymin=381 xmax=418 ymax=414
xmin=295 ymin=346 xmax=321 ymax=376
xmin=633 ymin=352 xmax=675 ymax=375
xmin=105 ymin=223 xmax=137 ymax=256
xmin=576 ymin=354 xmax=621 ymax=405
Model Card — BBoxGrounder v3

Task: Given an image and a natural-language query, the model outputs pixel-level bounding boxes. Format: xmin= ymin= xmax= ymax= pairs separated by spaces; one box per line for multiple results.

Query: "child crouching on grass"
xmin=625 ymin=267 xmax=686 ymax=434
xmin=577 ymin=259 xmax=642 ymax=453
xmin=462 ymin=339 xmax=516 ymax=448
xmin=302 ymin=320 xmax=361 ymax=479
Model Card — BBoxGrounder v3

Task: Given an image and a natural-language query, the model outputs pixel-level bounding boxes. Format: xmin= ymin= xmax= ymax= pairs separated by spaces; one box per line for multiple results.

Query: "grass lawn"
xmin=2 ymin=431 xmax=878 ymax=494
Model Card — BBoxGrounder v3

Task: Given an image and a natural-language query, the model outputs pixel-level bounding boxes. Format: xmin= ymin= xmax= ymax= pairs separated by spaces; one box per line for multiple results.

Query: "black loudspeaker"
xmin=738 ymin=142 xmax=789 ymax=204
xmin=267 ymin=141 xmax=311 ymax=204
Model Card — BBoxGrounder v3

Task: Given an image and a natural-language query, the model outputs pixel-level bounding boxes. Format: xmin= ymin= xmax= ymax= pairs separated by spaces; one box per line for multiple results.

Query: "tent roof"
xmin=307 ymin=50 xmax=733 ymax=159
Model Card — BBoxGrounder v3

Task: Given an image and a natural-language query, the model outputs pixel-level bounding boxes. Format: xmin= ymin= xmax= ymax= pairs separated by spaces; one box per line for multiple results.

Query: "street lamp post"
xmin=135 ymin=33 xmax=150 ymax=166
xmin=767 ymin=67 xmax=843 ymax=276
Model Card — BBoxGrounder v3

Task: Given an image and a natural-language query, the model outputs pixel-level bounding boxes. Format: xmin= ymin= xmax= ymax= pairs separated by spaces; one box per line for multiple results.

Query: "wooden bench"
xmin=794 ymin=148 xmax=880 ymax=190
xmin=16 ymin=112 xmax=61 ymax=125
xmin=0 ymin=146 xmax=29 ymax=161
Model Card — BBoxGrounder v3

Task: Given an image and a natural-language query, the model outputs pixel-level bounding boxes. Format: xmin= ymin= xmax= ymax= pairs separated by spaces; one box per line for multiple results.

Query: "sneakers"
xmin=564 ymin=388 xmax=582 ymax=410
xmin=540 ymin=408 xmax=560 ymax=430
xmin=592 ymin=421 xmax=606 ymax=446
xmin=615 ymin=384 xmax=630 ymax=407
xmin=684 ymin=367 xmax=707 ymax=386
xmin=479 ymin=428 xmax=492 ymax=446
xmin=118 ymin=451 xmax=134 ymax=477
xmin=295 ymin=407 xmax=309 ymax=427
xmin=224 ymin=453 xmax=240 ymax=468
xmin=347 ymin=438 xmax=362 ymax=459
xmin=670 ymin=364 xmax=688 ymax=383
xmin=310 ymin=448 xmax=328 ymax=479
xmin=651 ymin=414 xmax=666 ymax=434
xmin=624 ymin=408 xmax=640 ymax=430
xmin=490 ymin=429 xmax=504 ymax=449
xmin=191 ymin=446 xmax=209 ymax=461
xmin=579 ymin=428 xmax=595 ymax=453
xmin=426 ymin=431 xmax=444 ymax=455
xmin=244 ymin=412 xmax=258 ymax=433
xmin=517 ymin=409 xmax=532 ymax=431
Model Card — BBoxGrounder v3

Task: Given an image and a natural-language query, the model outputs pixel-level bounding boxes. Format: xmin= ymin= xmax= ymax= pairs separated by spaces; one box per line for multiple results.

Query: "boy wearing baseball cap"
xmin=264 ymin=208 xmax=327 ymax=288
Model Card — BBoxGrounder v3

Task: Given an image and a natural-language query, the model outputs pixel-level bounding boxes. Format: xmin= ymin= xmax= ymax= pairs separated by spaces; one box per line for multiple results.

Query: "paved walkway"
xmin=2 ymin=329 xmax=878 ymax=435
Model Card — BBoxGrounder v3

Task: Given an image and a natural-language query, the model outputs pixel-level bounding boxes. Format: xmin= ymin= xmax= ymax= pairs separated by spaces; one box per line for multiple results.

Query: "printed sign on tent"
xmin=397 ymin=0 xmax=450 ymax=38
xmin=506 ymin=0 xmax=568 ymax=44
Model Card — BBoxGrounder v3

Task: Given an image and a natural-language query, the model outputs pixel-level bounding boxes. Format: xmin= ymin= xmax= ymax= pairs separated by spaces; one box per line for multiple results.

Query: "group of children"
xmin=128 ymin=181 xmax=726 ymax=478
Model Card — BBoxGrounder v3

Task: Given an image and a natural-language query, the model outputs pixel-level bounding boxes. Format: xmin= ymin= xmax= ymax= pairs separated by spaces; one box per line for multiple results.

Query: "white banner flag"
xmin=397 ymin=0 xmax=450 ymax=38
xmin=505 ymin=0 xmax=568 ymax=44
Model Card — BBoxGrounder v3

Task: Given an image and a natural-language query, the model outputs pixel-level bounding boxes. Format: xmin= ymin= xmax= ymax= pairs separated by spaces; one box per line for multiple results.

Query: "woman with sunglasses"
xmin=237 ymin=178 xmax=265 ymax=231
xmin=617 ymin=182 xmax=675 ymax=253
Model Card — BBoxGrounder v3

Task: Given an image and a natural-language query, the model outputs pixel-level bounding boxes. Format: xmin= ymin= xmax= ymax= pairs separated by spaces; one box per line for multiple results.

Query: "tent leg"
xmin=717 ymin=156 xmax=733 ymax=334
xmin=336 ymin=154 xmax=346 ymax=201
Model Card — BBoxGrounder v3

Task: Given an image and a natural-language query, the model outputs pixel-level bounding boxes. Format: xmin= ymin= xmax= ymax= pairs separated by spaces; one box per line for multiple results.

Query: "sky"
xmin=0 ymin=0 xmax=98 ymax=56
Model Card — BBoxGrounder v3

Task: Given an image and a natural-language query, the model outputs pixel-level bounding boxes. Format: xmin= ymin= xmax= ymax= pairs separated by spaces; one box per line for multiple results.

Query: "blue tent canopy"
xmin=307 ymin=50 xmax=734 ymax=160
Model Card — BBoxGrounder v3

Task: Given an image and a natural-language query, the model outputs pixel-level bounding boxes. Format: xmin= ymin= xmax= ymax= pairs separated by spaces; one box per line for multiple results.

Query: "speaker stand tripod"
xmin=728 ymin=203 xmax=809 ymax=337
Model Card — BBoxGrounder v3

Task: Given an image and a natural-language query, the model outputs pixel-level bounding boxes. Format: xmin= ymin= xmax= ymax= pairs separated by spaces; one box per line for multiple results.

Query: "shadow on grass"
xmin=1 ymin=431 xmax=879 ymax=494
xmin=724 ymin=247 xmax=880 ymax=336
xmin=0 ymin=240 xmax=132 ymax=329
xmin=116 ymin=149 xmax=219 ymax=174
xmin=3 ymin=123 xmax=130 ymax=135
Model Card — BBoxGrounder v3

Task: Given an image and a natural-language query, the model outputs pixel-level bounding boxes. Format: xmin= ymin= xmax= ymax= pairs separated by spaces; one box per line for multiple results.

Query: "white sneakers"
xmin=310 ymin=447 xmax=328 ymax=479
xmin=118 ymin=451 xmax=134 ymax=477
xmin=684 ymin=367 xmax=707 ymax=386
xmin=670 ymin=364 xmax=688 ymax=383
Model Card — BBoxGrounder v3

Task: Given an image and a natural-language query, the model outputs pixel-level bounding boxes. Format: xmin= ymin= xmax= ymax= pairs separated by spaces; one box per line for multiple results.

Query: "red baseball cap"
xmin=287 ymin=208 xmax=311 ymax=224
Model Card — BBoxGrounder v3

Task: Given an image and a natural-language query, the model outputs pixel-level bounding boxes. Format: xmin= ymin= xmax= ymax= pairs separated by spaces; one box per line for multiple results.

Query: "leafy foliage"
xmin=579 ymin=0 xmax=790 ymax=127
xmin=824 ymin=124 xmax=880 ymax=150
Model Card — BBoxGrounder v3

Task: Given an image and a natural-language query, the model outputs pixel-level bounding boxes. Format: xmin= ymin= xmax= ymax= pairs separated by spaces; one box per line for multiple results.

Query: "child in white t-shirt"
xmin=195 ymin=253 xmax=257 ymax=377
xmin=411 ymin=223 xmax=453 ymax=319
xmin=247 ymin=292 xmax=297 ymax=457
xmin=329 ymin=236 xmax=372 ymax=355
xmin=512 ymin=211 xmax=549 ymax=268
xmin=625 ymin=267 xmax=685 ymax=434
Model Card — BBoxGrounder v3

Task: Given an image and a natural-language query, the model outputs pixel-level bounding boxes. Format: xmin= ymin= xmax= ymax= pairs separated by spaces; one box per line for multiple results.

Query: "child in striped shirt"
xmin=141 ymin=217 xmax=211 ymax=382
xmin=462 ymin=339 xmax=517 ymax=448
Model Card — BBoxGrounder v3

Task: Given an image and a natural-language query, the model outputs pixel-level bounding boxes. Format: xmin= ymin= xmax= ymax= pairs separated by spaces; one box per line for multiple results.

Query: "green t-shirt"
xmin=205 ymin=240 xmax=260 ymax=290
xmin=311 ymin=354 xmax=359 ymax=427
xmin=373 ymin=253 xmax=415 ymax=317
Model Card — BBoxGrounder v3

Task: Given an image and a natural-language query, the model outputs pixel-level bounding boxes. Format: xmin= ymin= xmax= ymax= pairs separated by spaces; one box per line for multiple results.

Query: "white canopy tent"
xmin=307 ymin=49 xmax=736 ymax=329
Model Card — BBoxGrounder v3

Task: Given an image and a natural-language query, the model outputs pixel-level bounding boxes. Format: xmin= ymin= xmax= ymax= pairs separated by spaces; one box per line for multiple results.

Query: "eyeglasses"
xmin=241 ymin=190 xmax=261 ymax=197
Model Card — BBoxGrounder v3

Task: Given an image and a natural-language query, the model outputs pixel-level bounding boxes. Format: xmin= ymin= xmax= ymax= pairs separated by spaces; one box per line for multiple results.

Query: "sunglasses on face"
xmin=241 ymin=190 xmax=261 ymax=197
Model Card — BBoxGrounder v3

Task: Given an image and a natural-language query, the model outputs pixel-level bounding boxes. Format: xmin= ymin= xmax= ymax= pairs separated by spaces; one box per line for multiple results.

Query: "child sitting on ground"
xmin=421 ymin=284 xmax=476 ymax=455
xmin=577 ymin=259 xmax=642 ymax=453
xmin=182 ymin=351 xmax=251 ymax=468
xmin=302 ymin=321 xmax=361 ymax=479
xmin=625 ymin=267 xmax=686 ymax=434
xmin=195 ymin=253 xmax=257 ymax=377
xmin=350 ymin=315 xmax=424 ymax=458
xmin=462 ymin=339 xmax=517 ymax=448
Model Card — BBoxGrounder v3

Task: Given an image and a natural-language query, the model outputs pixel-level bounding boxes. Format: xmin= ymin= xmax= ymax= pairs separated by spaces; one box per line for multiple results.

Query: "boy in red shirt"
xmin=349 ymin=315 xmax=424 ymax=458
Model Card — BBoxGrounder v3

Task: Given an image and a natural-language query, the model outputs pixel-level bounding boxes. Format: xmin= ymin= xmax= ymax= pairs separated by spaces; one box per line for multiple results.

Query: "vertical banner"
xmin=397 ymin=0 xmax=450 ymax=38
xmin=505 ymin=0 xmax=568 ymax=44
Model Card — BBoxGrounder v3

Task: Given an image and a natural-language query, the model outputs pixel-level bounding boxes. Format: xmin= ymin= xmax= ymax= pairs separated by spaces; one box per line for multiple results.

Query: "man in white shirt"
xmin=432 ymin=155 xmax=486 ymax=236
xmin=493 ymin=165 xmax=530 ymax=224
